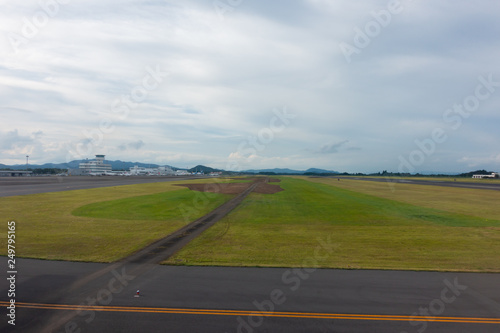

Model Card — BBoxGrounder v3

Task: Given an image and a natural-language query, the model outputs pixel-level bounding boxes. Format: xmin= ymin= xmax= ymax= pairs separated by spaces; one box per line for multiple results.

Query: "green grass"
xmin=304 ymin=176 xmax=500 ymax=220
xmin=165 ymin=177 xmax=500 ymax=271
xmin=339 ymin=175 xmax=500 ymax=184
xmin=72 ymin=190 xmax=210 ymax=221
xmin=2 ymin=176 xmax=499 ymax=272
xmin=0 ymin=179 xmax=232 ymax=262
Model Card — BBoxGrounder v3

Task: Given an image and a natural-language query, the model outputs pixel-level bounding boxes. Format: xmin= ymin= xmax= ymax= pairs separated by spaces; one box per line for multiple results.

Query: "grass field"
xmin=0 ymin=179 xmax=231 ymax=262
xmin=164 ymin=177 xmax=500 ymax=272
xmin=341 ymin=175 xmax=500 ymax=184
xmin=304 ymin=176 xmax=500 ymax=220
xmin=2 ymin=176 xmax=499 ymax=271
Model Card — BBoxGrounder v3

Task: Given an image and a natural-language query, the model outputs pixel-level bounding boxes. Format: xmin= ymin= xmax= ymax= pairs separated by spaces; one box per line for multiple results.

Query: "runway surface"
xmin=333 ymin=176 xmax=500 ymax=191
xmin=2 ymin=175 xmax=499 ymax=332
xmin=1 ymin=258 xmax=499 ymax=332
xmin=2 ymin=175 xmax=499 ymax=198
xmin=0 ymin=175 xmax=209 ymax=197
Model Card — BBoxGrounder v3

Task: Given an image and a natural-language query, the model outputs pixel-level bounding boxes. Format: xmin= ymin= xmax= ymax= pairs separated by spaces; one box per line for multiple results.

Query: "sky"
xmin=0 ymin=0 xmax=499 ymax=173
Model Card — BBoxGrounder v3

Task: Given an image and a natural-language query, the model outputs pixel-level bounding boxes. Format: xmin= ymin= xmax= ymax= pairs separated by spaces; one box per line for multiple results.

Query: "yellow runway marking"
xmin=2 ymin=301 xmax=500 ymax=324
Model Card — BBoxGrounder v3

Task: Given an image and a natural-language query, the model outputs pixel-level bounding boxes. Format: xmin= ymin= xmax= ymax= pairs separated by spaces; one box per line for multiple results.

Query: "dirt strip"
xmin=124 ymin=180 xmax=264 ymax=264
xmin=39 ymin=178 xmax=275 ymax=332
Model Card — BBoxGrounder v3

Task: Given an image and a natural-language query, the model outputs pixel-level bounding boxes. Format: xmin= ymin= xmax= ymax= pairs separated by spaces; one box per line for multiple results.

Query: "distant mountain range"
xmin=243 ymin=168 xmax=339 ymax=174
xmin=0 ymin=160 xmax=337 ymax=175
xmin=2 ymin=160 xmax=493 ymax=176
xmin=187 ymin=165 xmax=224 ymax=173
xmin=0 ymin=160 xmax=232 ymax=174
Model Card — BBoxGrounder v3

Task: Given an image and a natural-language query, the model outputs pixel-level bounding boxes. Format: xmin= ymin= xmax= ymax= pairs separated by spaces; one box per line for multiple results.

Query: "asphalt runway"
xmin=0 ymin=175 xmax=210 ymax=197
xmin=1 ymin=258 xmax=499 ymax=332
xmin=2 ymin=175 xmax=498 ymax=198
xmin=333 ymin=176 xmax=500 ymax=191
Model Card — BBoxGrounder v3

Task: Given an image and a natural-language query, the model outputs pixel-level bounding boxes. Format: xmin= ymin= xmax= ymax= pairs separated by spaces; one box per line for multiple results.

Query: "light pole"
xmin=26 ymin=155 xmax=29 ymax=170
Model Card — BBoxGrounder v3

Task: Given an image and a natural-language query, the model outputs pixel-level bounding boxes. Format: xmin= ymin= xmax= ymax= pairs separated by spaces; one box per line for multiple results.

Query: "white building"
xmin=472 ymin=172 xmax=499 ymax=179
xmin=77 ymin=155 xmax=112 ymax=175
xmin=129 ymin=165 xmax=175 ymax=176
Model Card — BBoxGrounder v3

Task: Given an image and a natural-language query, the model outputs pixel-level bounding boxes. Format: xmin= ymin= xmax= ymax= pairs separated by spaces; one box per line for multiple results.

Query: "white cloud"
xmin=458 ymin=154 xmax=500 ymax=169
xmin=0 ymin=0 xmax=499 ymax=173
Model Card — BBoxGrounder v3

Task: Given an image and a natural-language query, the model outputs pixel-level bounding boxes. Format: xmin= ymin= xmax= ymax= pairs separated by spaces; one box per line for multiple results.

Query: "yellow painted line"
xmin=2 ymin=301 xmax=500 ymax=324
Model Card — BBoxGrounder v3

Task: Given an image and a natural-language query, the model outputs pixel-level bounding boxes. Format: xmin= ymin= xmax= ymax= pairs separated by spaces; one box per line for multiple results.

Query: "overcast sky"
xmin=1 ymin=0 xmax=499 ymax=173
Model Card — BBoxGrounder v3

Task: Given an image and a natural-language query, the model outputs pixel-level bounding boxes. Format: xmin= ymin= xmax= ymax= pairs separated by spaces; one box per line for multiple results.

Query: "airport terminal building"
xmin=70 ymin=155 xmax=112 ymax=176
